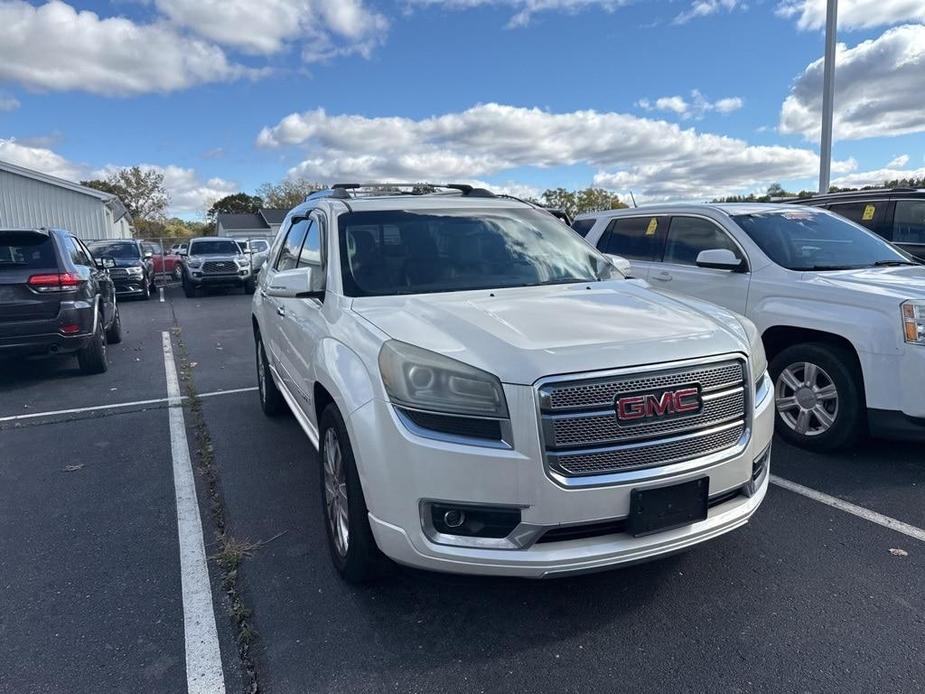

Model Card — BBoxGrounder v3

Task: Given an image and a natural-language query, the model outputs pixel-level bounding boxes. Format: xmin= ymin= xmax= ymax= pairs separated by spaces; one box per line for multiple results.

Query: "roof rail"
xmin=326 ymin=183 xmax=496 ymax=199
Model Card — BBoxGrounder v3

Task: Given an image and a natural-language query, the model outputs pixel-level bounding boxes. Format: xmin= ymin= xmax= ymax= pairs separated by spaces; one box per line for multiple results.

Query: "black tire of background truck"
xmin=244 ymin=278 xmax=256 ymax=294
xmin=105 ymin=306 xmax=123 ymax=345
xmin=77 ymin=316 xmax=108 ymax=375
xmin=182 ymin=277 xmax=197 ymax=298
xmin=319 ymin=403 xmax=385 ymax=584
xmin=769 ymin=341 xmax=864 ymax=452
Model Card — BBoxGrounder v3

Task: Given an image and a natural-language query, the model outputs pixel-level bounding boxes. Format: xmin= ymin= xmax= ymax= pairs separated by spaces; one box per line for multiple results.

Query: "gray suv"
xmin=181 ymin=237 xmax=254 ymax=297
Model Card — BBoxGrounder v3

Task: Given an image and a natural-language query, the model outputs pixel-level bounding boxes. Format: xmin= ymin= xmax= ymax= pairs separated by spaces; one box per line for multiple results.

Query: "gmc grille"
xmin=537 ymin=358 xmax=748 ymax=478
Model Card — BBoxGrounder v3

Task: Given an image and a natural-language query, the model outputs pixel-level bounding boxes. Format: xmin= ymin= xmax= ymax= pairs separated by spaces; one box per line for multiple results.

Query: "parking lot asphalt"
xmin=2 ymin=285 xmax=923 ymax=693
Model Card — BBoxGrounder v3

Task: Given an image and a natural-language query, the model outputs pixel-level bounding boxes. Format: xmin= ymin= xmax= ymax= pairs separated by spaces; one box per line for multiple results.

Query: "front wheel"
xmin=256 ymin=334 xmax=286 ymax=417
xmin=319 ymin=404 xmax=383 ymax=583
xmin=770 ymin=342 xmax=864 ymax=452
xmin=244 ymin=278 xmax=256 ymax=294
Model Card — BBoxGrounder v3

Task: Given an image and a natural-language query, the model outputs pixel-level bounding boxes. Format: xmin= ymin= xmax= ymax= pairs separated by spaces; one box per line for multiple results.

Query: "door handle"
xmin=652 ymin=271 xmax=672 ymax=282
xmin=276 ymin=306 xmax=286 ymax=317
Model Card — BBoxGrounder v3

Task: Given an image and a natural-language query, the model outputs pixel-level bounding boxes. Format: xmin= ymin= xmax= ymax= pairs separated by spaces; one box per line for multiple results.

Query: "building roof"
xmin=0 ymin=158 xmax=131 ymax=223
xmin=216 ymin=212 xmax=268 ymax=230
xmin=258 ymin=208 xmax=289 ymax=225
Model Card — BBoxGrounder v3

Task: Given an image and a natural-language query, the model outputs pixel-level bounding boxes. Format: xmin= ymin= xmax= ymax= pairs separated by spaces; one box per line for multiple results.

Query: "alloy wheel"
xmin=774 ymin=361 xmax=839 ymax=437
xmin=323 ymin=427 xmax=350 ymax=557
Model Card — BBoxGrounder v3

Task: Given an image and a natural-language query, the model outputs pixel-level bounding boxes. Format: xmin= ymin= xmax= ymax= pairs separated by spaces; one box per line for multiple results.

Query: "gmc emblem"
xmin=614 ymin=384 xmax=703 ymax=425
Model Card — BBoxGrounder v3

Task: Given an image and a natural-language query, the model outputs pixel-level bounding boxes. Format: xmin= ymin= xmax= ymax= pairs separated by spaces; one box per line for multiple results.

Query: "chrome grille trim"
xmin=202 ymin=260 xmax=237 ymax=274
xmin=540 ymin=361 xmax=743 ymax=412
xmin=549 ymin=422 xmax=745 ymax=476
xmin=536 ymin=356 xmax=750 ymax=481
xmin=545 ymin=387 xmax=745 ymax=448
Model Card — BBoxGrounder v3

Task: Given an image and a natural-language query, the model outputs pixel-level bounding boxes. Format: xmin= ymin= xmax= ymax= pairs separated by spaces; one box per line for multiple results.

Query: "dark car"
xmin=88 ymin=239 xmax=156 ymax=299
xmin=0 ymin=228 xmax=121 ymax=374
xmin=791 ymin=188 xmax=925 ymax=262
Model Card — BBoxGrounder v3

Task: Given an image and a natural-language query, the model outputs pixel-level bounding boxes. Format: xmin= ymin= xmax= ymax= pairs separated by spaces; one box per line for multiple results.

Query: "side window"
xmin=298 ymin=218 xmax=322 ymax=269
xmin=664 ymin=217 xmax=741 ymax=267
xmin=66 ymin=236 xmax=92 ymax=267
xmin=893 ymin=200 xmax=925 ymax=244
xmin=828 ymin=202 xmax=879 ymax=230
xmin=598 ymin=216 xmax=666 ymax=261
xmin=571 ymin=219 xmax=595 ymax=238
xmin=275 ymin=219 xmax=310 ymax=271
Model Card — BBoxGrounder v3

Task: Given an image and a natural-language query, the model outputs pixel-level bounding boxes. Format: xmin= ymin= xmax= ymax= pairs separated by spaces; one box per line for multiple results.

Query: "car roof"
xmin=189 ymin=236 xmax=238 ymax=242
xmin=788 ymin=188 xmax=925 ymax=203
xmin=574 ymin=202 xmax=791 ymax=220
xmin=290 ymin=191 xmax=536 ymax=218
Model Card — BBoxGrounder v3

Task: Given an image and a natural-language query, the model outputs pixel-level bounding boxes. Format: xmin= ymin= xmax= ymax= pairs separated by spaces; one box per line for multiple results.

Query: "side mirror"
xmin=695 ymin=248 xmax=745 ymax=271
xmin=97 ymin=257 xmax=116 ymax=269
xmin=143 ymin=250 xmax=154 ymax=259
xmin=605 ymin=253 xmax=633 ymax=276
xmin=266 ymin=266 xmax=325 ymax=299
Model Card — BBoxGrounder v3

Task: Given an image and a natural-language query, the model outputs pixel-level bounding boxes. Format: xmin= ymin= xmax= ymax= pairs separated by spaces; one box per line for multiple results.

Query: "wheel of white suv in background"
xmin=255 ymin=333 xmax=286 ymax=416
xmin=105 ymin=305 xmax=123 ymax=345
xmin=319 ymin=403 xmax=383 ymax=583
xmin=77 ymin=315 xmax=108 ymax=375
xmin=770 ymin=342 xmax=864 ymax=451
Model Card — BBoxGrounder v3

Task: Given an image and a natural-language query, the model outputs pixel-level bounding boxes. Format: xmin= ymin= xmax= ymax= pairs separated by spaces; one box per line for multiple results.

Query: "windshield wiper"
xmin=873 ymin=260 xmax=917 ymax=267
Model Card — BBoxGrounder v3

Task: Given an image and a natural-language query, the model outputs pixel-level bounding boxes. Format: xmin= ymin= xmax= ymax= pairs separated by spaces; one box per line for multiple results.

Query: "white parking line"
xmin=0 ymin=387 xmax=258 ymax=423
xmin=159 ymin=286 xmax=165 ymax=302
xmin=771 ymin=475 xmax=925 ymax=543
xmin=162 ymin=331 xmax=226 ymax=694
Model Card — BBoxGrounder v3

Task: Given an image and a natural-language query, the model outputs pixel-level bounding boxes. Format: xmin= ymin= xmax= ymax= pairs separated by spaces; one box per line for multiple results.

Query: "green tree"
xmin=256 ymin=178 xmax=324 ymax=209
xmin=80 ymin=178 xmax=131 ymax=202
xmin=540 ymin=188 xmax=578 ymax=218
xmin=105 ymin=166 xmax=169 ymax=223
xmin=206 ymin=193 xmax=263 ymax=222
xmin=575 ymin=187 xmax=628 ymax=214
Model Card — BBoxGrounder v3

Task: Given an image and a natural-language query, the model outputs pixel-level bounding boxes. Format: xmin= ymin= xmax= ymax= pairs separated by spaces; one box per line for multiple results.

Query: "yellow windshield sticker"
xmin=862 ymin=204 xmax=876 ymax=221
xmin=645 ymin=218 xmax=659 ymax=235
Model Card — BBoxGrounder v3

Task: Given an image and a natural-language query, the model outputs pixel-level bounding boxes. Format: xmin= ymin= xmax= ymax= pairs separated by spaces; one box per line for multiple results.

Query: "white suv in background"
xmin=252 ymin=185 xmax=773 ymax=582
xmin=577 ymin=204 xmax=925 ymax=451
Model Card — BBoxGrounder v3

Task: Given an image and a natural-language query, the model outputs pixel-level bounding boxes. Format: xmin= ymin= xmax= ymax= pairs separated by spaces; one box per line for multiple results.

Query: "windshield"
xmin=189 ymin=240 xmax=240 ymax=255
xmin=339 ymin=207 xmax=618 ymax=297
xmin=88 ymin=241 xmax=140 ymax=259
xmin=733 ymin=208 xmax=911 ymax=271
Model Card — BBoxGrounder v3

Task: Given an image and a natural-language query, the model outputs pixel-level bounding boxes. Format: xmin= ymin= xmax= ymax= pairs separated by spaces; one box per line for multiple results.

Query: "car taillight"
xmin=27 ymin=273 xmax=81 ymax=292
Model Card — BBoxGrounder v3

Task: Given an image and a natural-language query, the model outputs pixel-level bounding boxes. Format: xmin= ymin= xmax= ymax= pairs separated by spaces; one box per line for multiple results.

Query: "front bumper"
xmin=186 ymin=269 xmax=250 ymax=286
xmin=348 ymin=372 xmax=775 ymax=578
xmin=113 ymin=280 xmax=148 ymax=296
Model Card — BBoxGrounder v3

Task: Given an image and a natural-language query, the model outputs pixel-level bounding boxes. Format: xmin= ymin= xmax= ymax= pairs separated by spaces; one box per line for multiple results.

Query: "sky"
xmin=0 ymin=0 xmax=923 ymax=218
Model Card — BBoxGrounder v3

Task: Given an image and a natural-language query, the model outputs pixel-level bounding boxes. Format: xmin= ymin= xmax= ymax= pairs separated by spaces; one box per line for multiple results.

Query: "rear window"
xmin=189 ymin=240 xmax=239 ymax=255
xmin=0 ymin=231 xmax=58 ymax=270
xmin=571 ymin=219 xmax=595 ymax=238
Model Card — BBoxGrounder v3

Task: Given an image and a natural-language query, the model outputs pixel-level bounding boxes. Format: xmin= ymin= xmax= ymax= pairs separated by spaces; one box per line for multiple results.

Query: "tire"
xmin=319 ymin=403 xmax=383 ymax=583
xmin=141 ymin=278 xmax=151 ymax=300
xmin=173 ymin=265 xmax=183 ymax=281
xmin=769 ymin=342 xmax=864 ymax=451
xmin=77 ymin=314 xmax=108 ymax=375
xmin=244 ymin=278 xmax=256 ymax=295
xmin=105 ymin=305 xmax=123 ymax=345
xmin=182 ymin=277 xmax=197 ymax=299
xmin=255 ymin=334 xmax=287 ymax=417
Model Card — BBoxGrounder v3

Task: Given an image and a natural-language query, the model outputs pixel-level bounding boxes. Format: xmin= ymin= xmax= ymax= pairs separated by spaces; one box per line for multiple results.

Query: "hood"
xmin=112 ymin=257 xmax=144 ymax=268
xmin=352 ymin=281 xmax=749 ymax=385
xmin=805 ymin=265 xmax=925 ymax=301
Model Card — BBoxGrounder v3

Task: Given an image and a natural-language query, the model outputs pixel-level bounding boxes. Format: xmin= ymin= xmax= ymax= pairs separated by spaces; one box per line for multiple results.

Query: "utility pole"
xmin=818 ymin=0 xmax=838 ymax=194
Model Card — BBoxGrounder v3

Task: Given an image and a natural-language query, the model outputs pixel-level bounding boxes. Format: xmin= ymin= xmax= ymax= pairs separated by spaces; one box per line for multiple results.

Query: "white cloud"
xmin=257 ymin=102 xmax=852 ymax=201
xmin=406 ymin=0 xmax=631 ymax=28
xmin=674 ymin=0 xmax=741 ymax=24
xmin=779 ymin=25 xmax=925 ymax=141
xmin=832 ymin=163 xmax=925 ymax=189
xmin=155 ymin=0 xmax=388 ymax=60
xmin=887 ymin=154 xmax=910 ymax=168
xmin=0 ymin=0 xmax=263 ymax=96
xmin=637 ymin=90 xmax=743 ymax=119
xmin=776 ymin=0 xmax=925 ymax=31
xmin=0 ymin=138 xmax=86 ymax=179
xmin=0 ymin=94 xmax=20 ymax=111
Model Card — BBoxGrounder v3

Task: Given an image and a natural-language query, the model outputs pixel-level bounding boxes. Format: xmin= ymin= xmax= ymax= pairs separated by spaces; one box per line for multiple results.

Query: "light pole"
xmin=818 ymin=0 xmax=838 ymax=194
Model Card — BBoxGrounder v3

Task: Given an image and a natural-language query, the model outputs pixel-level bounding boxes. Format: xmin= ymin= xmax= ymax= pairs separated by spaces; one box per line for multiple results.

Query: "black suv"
xmin=792 ymin=188 xmax=925 ymax=262
xmin=87 ymin=239 xmax=156 ymax=299
xmin=0 ymin=228 xmax=121 ymax=374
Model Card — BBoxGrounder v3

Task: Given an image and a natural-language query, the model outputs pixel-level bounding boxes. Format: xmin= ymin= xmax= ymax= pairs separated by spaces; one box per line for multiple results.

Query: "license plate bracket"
xmin=628 ymin=478 xmax=709 ymax=537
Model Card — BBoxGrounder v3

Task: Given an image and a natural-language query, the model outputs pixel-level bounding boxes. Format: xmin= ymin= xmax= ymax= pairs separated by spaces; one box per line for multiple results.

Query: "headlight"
xmin=126 ymin=266 xmax=144 ymax=276
xmin=187 ymin=258 xmax=202 ymax=269
xmin=902 ymin=301 xmax=925 ymax=345
xmin=378 ymin=340 xmax=509 ymax=418
xmin=236 ymin=257 xmax=250 ymax=267
xmin=740 ymin=316 xmax=767 ymax=380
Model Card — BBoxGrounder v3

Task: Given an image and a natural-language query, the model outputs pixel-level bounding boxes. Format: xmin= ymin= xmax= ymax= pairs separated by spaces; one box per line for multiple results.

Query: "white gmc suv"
xmin=577 ymin=203 xmax=925 ymax=451
xmin=252 ymin=185 xmax=773 ymax=582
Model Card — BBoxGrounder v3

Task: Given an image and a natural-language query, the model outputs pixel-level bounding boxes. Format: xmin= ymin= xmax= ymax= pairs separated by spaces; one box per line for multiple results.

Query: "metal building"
xmin=0 ymin=159 xmax=133 ymax=240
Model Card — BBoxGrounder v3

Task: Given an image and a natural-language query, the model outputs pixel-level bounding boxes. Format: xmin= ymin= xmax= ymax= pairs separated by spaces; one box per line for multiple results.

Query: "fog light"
xmin=443 ymin=509 xmax=465 ymax=528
